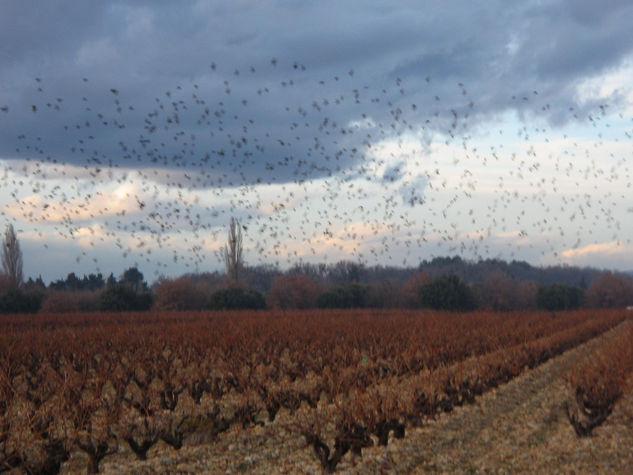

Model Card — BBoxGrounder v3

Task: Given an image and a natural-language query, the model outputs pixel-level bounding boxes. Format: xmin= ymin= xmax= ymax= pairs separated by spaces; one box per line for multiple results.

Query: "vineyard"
xmin=1 ymin=308 xmax=632 ymax=474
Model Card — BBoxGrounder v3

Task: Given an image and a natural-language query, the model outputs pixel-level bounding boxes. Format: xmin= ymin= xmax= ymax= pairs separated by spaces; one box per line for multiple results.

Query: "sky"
xmin=1 ymin=0 xmax=633 ymax=283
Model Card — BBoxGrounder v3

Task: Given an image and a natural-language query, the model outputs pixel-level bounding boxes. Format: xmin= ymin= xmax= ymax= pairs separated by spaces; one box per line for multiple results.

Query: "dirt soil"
xmin=62 ymin=324 xmax=633 ymax=474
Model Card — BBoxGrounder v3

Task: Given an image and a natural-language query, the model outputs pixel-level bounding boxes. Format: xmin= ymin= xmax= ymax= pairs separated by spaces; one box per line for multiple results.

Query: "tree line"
xmin=1 ymin=223 xmax=633 ymax=314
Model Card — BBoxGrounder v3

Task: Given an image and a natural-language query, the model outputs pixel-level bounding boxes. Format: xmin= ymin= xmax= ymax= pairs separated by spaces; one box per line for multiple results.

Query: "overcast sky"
xmin=1 ymin=0 xmax=633 ymax=283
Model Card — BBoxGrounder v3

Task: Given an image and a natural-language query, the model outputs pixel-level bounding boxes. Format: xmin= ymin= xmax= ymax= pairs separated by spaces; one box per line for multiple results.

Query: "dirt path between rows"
xmin=91 ymin=322 xmax=633 ymax=474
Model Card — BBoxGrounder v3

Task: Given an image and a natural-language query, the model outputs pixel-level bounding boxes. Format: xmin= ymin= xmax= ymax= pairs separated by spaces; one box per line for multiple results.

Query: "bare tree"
xmin=223 ymin=217 xmax=243 ymax=282
xmin=2 ymin=224 xmax=23 ymax=289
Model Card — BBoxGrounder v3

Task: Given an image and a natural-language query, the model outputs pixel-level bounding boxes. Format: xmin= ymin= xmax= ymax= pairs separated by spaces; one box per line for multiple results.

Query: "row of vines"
xmin=565 ymin=318 xmax=633 ymax=436
xmin=0 ymin=308 xmax=627 ymax=473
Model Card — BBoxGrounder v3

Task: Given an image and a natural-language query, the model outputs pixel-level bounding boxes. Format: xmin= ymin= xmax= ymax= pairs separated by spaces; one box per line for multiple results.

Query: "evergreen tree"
xmin=418 ymin=274 xmax=477 ymax=311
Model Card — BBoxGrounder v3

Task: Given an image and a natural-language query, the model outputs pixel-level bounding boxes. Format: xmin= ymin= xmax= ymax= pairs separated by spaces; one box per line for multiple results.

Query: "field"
xmin=1 ymin=308 xmax=632 ymax=474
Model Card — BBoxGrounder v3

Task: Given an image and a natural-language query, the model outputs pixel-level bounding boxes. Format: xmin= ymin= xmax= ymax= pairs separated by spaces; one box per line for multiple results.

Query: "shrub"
xmin=98 ymin=284 xmax=154 ymax=312
xmin=40 ymin=291 xmax=76 ymax=313
xmin=366 ymin=279 xmax=404 ymax=308
xmin=585 ymin=272 xmax=633 ymax=308
xmin=472 ymin=271 xmax=522 ymax=311
xmin=40 ymin=290 xmax=101 ymax=313
xmin=536 ymin=283 xmax=583 ymax=311
xmin=207 ymin=286 xmax=266 ymax=310
xmin=0 ymin=289 xmax=44 ymax=314
xmin=515 ymin=280 xmax=539 ymax=310
xmin=267 ymin=274 xmax=322 ymax=309
xmin=565 ymin=322 xmax=633 ymax=436
xmin=315 ymin=283 xmax=369 ymax=309
xmin=401 ymin=271 xmax=430 ymax=308
xmin=153 ymin=277 xmax=207 ymax=310
xmin=418 ymin=274 xmax=476 ymax=311
xmin=0 ymin=273 xmax=12 ymax=294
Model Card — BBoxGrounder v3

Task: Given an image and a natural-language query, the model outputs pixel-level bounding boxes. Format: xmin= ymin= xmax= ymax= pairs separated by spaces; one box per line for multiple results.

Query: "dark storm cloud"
xmin=524 ymin=1 xmax=633 ymax=77
xmin=0 ymin=2 xmax=104 ymax=67
xmin=2 ymin=0 xmax=633 ymax=187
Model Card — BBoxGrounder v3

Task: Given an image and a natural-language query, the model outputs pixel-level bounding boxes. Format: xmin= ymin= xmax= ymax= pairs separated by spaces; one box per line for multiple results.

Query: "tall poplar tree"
xmin=1 ymin=224 xmax=23 ymax=290
xmin=223 ymin=217 xmax=243 ymax=282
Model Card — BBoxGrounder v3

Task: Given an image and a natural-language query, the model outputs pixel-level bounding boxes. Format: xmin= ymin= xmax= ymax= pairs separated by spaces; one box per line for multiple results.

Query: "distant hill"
xmin=113 ymin=256 xmax=632 ymax=291
xmin=235 ymin=256 xmax=615 ymax=290
xmin=416 ymin=257 xmax=604 ymax=288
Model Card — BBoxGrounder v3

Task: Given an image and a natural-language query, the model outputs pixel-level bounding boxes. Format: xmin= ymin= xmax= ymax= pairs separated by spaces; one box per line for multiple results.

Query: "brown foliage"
xmin=153 ymin=277 xmax=207 ymax=310
xmin=366 ymin=279 xmax=404 ymax=308
xmin=401 ymin=271 xmax=429 ymax=307
xmin=266 ymin=274 xmax=322 ymax=309
xmin=515 ymin=280 xmax=538 ymax=309
xmin=0 ymin=273 xmax=11 ymax=294
xmin=585 ymin=272 xmax=633 ymax=308
xmin=566 ymin=321 xmax=633 ymax=436
xmin=474 ymin=271 xmax=519 ymax=310
xmin=0 ymin=308 xmax=626 ymax=473
xmin=40 ymin=290 xmax=101 ymax=313
xmin=474 ymin=272 xmax=538 ymax=310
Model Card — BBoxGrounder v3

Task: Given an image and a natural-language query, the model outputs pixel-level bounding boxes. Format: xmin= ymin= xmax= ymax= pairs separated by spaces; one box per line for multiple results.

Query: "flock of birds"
xmin=0 ymin=58 xmax=630 ymax=279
